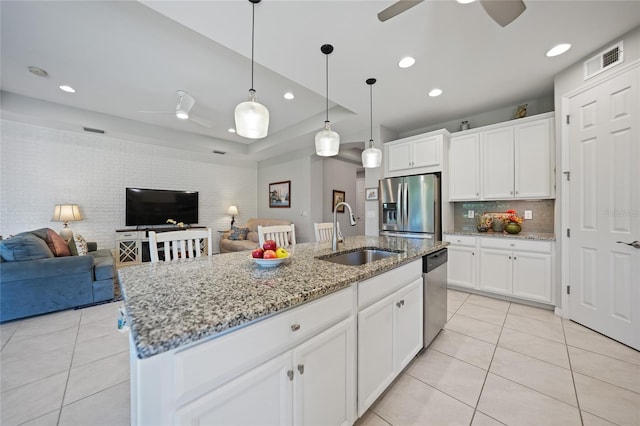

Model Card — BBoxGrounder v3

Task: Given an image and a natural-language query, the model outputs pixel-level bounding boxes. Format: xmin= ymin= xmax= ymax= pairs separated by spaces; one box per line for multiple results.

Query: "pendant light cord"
xmin=251 ymin=1 xmax=255 ymax=91
xmin=325 ymin=53 xmax=329 ymax=123
xmin=369 ymin=84 xmax=373 ymax=145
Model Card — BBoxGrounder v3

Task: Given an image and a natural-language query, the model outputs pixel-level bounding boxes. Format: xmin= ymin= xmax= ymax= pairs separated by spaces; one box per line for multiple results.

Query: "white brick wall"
xmin=0 ymin=120 xmax=257 ymax=252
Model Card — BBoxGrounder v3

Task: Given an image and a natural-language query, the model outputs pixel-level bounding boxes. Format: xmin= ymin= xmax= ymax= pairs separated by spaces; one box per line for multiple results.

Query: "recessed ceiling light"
xmin=456 ymin=0 xmax=476 ymax=4
xmin=228 ymin=128 xmax=236 ymax=133
xmin=398 ymin=56 xmax=416 ymax=69
xmin=428 ymin=88 xmax=443 ymax=97
xmin=283 ymin=92 xmax=295 ymax=100
xmin=176 ymin=111 xmax=189 ymax=120
xmin=59 ymin=85 xmax=76 ymax=93
xmin=546 ymin=43 xmax=571 ymax=57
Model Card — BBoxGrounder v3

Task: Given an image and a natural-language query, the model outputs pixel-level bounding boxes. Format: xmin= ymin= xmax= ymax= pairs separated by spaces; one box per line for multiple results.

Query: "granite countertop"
xmin=444 ymin=230 xmax=556 ymax=241
xmin=118 ymin=235 xmax=447 ymax=359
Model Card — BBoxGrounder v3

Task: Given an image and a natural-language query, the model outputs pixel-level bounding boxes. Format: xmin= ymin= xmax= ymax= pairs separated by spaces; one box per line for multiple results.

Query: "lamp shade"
xmin=235 ymin=90 xmax=269 ymax=139
xmin=362 ymin=142 xmax=382 ymax=168
xmin=52 ymin=204 xmax=83 ymax=223
xmin=315 ymin=121 xmax=340 ymax=156
xmin=227 ymin=205 xmax=239 ymax=215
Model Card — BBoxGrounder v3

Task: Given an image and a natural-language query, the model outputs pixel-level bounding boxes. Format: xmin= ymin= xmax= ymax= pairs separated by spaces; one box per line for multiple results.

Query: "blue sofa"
xmin=0 ymin=229 xmax=115 ymax=322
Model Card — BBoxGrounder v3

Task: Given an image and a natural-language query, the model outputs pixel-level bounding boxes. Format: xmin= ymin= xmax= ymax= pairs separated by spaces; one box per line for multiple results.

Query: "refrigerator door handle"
xmin=404 ymin=182 xmax=409 ymax=228
xmin=397 ymin=183 xmax=403 ymax=226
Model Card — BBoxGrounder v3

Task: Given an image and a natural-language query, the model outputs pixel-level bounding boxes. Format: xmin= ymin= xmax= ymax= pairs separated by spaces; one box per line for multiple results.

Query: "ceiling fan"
xmin=138 ymin=90 xmax=213 ymax=128
xmin=378 ymin=0 xmax=526 ymax=27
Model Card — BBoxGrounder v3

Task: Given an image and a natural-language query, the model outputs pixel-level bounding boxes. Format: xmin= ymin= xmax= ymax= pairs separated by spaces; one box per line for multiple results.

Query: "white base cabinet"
xmin=357 ymin=261 xmax=423 ymax=416
xmin=443 ymin=235 xmax=477 ymax=289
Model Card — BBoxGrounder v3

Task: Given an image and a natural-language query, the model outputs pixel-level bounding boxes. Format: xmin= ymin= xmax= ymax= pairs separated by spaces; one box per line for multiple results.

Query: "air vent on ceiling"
xmin=83 ymin=127 xmax=105 ymax=134
xmin=212 ymin=150 xmax=226 ymax=155
xmin=584 ymin=41 xmax=623 ymax=80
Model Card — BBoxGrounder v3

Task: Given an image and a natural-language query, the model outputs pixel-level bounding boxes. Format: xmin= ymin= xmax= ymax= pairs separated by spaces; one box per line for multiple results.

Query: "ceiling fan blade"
xmin=189 ymin=116 xmax=213 ymax=128
xmin=377 ymin=0 xmax=424 ymax=22
xmin=480 ymin=0 xmax=526 ymax=27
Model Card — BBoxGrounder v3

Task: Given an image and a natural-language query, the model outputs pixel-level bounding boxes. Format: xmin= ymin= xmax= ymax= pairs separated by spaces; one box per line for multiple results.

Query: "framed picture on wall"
xmin=332 ymin=190 xmax=345 ymax=213
xmin=365 ymin=187 xmax=378 ymax=201
xmin=269 ymin=181 xmax=291 ymax=208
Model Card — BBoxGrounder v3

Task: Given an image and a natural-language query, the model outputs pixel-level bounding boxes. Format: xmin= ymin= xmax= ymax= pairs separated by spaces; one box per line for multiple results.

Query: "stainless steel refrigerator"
xmin=379 ymin=173 xmax=441 ymax=240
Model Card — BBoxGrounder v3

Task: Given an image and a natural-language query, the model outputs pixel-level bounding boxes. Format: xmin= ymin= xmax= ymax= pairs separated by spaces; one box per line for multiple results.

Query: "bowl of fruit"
xmin=250 ymin=239 xmax=290 ymax=267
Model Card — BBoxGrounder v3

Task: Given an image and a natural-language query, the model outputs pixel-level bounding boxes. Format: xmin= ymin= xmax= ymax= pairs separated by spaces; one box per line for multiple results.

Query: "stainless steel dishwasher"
xmin=423 ymin=249 xmax=448 ymax=348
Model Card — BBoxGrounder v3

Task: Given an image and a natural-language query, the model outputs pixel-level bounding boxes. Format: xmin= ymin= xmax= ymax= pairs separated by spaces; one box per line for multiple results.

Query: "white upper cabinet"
xmin=448 ymin=113 xmax=555 ymax=201
xmin=384 ymin=132 xmax=446 ymax=177
xmin=449 ymin=133 xmax=480 ymax=200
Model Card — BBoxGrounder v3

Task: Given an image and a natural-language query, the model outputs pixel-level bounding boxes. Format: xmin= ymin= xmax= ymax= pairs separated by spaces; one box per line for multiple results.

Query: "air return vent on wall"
xmin=584 ymin=41 xmax=623 ymax=80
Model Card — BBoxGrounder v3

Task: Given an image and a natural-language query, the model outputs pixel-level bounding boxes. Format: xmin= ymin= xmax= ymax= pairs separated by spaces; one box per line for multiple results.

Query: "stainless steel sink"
xmin=319 ymin=248 xmax=403 ymax=266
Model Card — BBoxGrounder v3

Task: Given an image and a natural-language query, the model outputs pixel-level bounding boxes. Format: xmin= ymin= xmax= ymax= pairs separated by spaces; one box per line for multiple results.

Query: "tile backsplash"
xmin=452 ymin=200 xmax=555 ymax=233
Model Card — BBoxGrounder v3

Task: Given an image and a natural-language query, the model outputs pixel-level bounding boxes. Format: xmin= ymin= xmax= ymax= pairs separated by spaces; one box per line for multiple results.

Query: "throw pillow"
xmin=44 ymin=228 xmax=71 ymax=257
xmin=238 ymin=227 xmax=249 ymax=240
xmin=228 ymin=226 xmax=242 ymax=241
xmin=0 ymin=233 xmax=55 ymax=261
xmin=69 ymin=234 xmax=88 ymax=256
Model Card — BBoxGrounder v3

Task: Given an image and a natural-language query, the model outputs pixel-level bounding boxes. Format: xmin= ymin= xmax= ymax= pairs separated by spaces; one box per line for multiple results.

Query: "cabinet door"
xmin=479 ymin=248 xmax=512 ymax=295
xmin=449 ymin=134 xmax=480 ymax=200
xmin=447 ymin=246 xmax=477 ymax=289
xmin=293 ymin=317 xmax=355 ymax=426
xmin=395 ymin=278 xmax=424 ymax=372
xmin=174 ymin=351 xmax=293 ymax=426
xmin=515 ymin=118 xmax=553 ymax=198
xmin=482 ymin=127 xmax=514 ymax=199
xmin=357 ymin=293 xmax=395 ymax=416
xmin=412 ymin=136 xmax=441 ymax=168
xmin=513 ymin=252 xmax=552 ymax=303
xmin=387 ymin=142 xmax=412 ymax=172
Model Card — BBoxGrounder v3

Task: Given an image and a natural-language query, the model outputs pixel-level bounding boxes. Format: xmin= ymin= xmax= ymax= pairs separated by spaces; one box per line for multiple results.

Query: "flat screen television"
xmin=126 ymin=188 xmax=198 ymax=227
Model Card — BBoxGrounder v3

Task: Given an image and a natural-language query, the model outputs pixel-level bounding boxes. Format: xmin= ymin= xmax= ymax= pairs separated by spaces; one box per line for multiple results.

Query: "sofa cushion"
xmin=0 ymin=233 xmax=55 ymax=261
xmin=92 ymin=255 xmax=115 ymax=281
xmin=44 ymin=229 xmax=71 ymax=257
xmin=69 ymin=234 xmax=88 ymax=256
xmin=220 ymin=238 xmax=258 ymax=253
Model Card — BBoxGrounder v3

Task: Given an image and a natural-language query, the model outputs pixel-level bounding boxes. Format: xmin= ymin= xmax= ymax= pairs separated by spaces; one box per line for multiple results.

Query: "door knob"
xmin=616 ymin=240 xmax=640 ymax=249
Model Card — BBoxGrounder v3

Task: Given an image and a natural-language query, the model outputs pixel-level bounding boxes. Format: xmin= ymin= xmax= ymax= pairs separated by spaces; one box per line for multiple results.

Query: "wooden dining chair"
xmin=257 ymin=224 xmax=296 ymax=248
xmin=148 ymin=228 xmax=213 ymax=262
xmin=313 ymin=222 xmax=343 ymax=242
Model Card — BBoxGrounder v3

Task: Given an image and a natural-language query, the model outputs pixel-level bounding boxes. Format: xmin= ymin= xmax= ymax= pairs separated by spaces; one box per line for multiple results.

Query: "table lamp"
xmin=227 ymin=205 xmax=239 ymax=228
xmin=52 ymin=204 xmax=83 ymax=241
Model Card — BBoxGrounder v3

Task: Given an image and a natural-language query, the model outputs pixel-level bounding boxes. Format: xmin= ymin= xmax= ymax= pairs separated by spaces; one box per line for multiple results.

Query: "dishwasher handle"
xmin=424 ymin=249 xmax=448 ymax=273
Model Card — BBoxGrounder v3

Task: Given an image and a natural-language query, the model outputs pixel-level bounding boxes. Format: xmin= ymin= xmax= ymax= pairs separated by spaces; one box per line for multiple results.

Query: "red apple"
xmin=251 ymin=247 xmax=264 ymax=258
xmin=263 ymin=249 xmax=277 ymax=259
xmin=262 ymin=239 xmax=277 ymax=251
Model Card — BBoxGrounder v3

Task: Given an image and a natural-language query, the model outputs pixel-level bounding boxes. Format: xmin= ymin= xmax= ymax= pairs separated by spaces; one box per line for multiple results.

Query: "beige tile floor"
xmin=2 ymin=290 xmax=639 ymax=426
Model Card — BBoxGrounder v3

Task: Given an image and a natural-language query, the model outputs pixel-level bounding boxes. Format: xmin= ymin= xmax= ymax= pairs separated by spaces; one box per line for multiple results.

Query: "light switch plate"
xmin=468 ymin=210 xmax=475 ymax=219
xmin=524 ymin=210 xmax=533 ymax=220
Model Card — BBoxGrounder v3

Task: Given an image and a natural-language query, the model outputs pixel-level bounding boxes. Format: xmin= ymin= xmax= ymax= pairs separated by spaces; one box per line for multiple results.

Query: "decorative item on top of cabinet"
xmin=516 ymin=104 xmax=528 ymax=118
xmin=460 ymin=120 xmax=470 ymax=131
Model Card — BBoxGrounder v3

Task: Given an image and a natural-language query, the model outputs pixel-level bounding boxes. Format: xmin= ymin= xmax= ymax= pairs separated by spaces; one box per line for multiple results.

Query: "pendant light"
xmin=235 ymin=0 xmax=269 ymax=139
xmin=315 ymin=44 xmax=340 ymax=156
xmin=362 ymin=78 xmax=382 ymax=168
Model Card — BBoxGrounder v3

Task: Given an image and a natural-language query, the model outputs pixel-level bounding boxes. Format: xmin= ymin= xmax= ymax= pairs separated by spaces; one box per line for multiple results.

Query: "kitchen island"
xmin=118 ymin=235 xmax=447 ymax=425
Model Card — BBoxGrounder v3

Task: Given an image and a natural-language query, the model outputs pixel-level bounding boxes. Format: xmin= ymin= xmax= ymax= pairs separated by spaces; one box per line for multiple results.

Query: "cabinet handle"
xmin=297 ymin=364 xmax=305 ymax=375
xmin=472 ymin=252 xmax=475 ymax=255
xmin=509 ymin=256 xmax=512 ymax=260
xmin=514 ymin=256 xmax=517 ymax=260
xmin=291 ymin=324 xmax=301 ymax=332
xmin=287 ymin=370 xmax=294 ymax=381
xmin=476 ymin=193 xmax=479 ymax=196
xmin=510 ymin=191 xmax=513 ymax=195
xmin=396 ymin=300 xmax=405 ymax=308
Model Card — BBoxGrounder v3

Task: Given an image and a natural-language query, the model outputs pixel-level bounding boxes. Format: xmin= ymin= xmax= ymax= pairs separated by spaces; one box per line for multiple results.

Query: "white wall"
xmin=0 ymin=120 xmax=257 ymax=251
xmin=322 ymin=157 xmax=360 ymax=238
xmin=257 ymin=148 xmax=315 ymax=243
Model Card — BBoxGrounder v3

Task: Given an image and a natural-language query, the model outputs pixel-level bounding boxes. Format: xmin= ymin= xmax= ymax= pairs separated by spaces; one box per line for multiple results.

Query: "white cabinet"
xmin=478 ymin=238 xmax=553 ymax=303
xmin=443 ymin=235 xmax=477 ymax=289
xmin=482 ymin=117 xmax=554 ymax=200
xmin=448 ymin=133 xmax=480 ymax=200
xmin=356 ymin=260 xmax=423 ymax=416
xmin=385 ymin=133 xmax=445 ymax=177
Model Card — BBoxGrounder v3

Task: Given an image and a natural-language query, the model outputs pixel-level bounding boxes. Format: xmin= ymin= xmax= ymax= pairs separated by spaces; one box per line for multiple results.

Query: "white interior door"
xmin=568 ymin=63 xmax=640 ymax=350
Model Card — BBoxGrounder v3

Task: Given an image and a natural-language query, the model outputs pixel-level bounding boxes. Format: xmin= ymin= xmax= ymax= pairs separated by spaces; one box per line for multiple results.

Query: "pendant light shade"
xmin=315 ymin=44 xmax=339 ymax=157
xmin=362 ymin=78 xmax=382 ymax=168
xmin=235 ymin=0 xmax=269 ymax=139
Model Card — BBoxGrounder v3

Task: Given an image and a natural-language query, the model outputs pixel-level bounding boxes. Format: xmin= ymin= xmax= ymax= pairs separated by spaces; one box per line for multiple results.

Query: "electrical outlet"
xmin=524 ymin=210 xmax=533 ymax=220
xmin=468 ymin=210 xmax=475 ymax=219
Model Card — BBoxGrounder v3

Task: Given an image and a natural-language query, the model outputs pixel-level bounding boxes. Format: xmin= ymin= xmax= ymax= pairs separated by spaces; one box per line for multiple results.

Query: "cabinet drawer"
xmin=116 ymin=231 xmax=142 ymax=240
xmin=173 ymin=286 xmax=354 ymax=401
xmin=358 ymin=260 xmax=421 ymax=309
xmin=479 ymin=237 xmax=552 ymax=253
xmin=444 ymin=234 xmax=477 ymax=247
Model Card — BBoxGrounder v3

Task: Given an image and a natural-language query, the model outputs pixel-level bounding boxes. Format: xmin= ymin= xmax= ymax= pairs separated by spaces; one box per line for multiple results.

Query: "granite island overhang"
xmin=117 ymin=235 xmax=448 ymax=360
